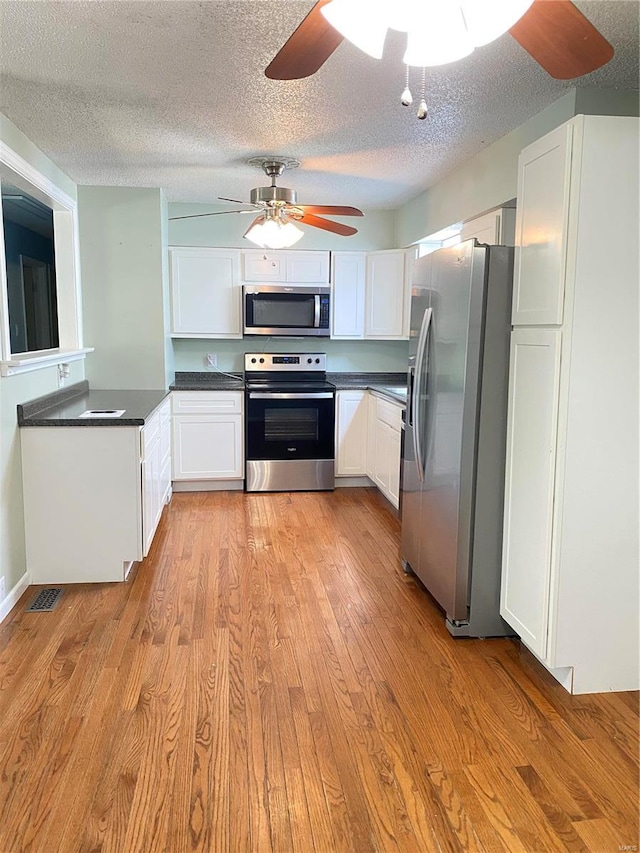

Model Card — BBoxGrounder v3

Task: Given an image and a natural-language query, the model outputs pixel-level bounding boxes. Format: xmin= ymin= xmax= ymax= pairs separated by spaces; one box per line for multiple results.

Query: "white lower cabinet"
xmin=335 ymin=390 xmax=369 ymax=475
xmin=171 ymin=391 xmax=244 ymax=485
xmin=21 ymin=398 xmax=172 ymax=584
xmin=142 ymin=397 xmax=172 ymax=556
xmin=336 ymin=390 xmax=403 ymax=509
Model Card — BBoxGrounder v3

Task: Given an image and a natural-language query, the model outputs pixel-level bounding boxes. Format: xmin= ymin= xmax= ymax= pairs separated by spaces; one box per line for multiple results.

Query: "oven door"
xmin=246 ymin=391 xmax=335 ymax=461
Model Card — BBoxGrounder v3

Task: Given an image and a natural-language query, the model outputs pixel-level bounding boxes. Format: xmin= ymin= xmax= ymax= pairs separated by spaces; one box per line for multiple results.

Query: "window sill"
xmin=0 ymin=347 xmax=94 ymax=377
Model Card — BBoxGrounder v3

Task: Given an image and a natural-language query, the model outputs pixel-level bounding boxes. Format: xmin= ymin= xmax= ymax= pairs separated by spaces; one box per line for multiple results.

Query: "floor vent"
xmin=26 ymin=588 xmax=63 ymax=612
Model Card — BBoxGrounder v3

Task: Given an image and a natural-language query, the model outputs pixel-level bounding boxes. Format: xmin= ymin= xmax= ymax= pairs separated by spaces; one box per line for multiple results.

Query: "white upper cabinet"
xmin=242 ymin=250 xmax=330 ymax=283
xmin=331 ymin=252 xmax=366 ymax=339
xmin=365 ymin=250 xmax=408 ymax=339
xmin=170 ymin=247 xmax=242 ymax=338
xmin=512 ymin=122 xmax=573 ymax=326
xmin=461 ymin=207 xmax=516 ymax=246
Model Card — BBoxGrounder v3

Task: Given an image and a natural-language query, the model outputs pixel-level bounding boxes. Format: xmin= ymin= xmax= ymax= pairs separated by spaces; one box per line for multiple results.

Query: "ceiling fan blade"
xmin=265 ymin=0 xmax=344 ymax=80
xmin=296 ymin=205 xmax=364 ymax=217
xmin=509 ymin=0 xmax=614 ymax=80
xmin=243 ymin=215 xmax=265 ymax=238
xmin=218 ymin=196 xmax=250 ymax=204
xmin=169 ymin=209 xmax=255 ymax=221
xmin=297 ymin=212 xmax=358 ymax=237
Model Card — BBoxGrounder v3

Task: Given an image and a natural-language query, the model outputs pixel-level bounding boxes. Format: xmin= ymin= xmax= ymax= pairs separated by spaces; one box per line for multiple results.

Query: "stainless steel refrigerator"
xmin=401 ymin=239 xmax=514 ymax=637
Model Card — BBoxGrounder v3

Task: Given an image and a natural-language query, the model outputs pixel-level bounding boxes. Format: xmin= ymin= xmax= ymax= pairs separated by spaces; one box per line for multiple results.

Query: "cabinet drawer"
xmin=171 ymin=391 xmax=243 ymax=415
xmin=376 ymin=397 xmax=403 ymax=431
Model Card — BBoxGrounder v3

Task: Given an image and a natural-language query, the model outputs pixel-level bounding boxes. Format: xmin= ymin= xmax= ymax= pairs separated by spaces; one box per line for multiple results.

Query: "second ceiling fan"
xmin=265 ymin=0 xmax=614 ymax=82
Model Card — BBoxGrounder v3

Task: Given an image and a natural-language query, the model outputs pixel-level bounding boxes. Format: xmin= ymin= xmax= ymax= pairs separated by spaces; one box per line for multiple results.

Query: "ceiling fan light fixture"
xmin=460 ymin=0 xmax=535 ymax=47
xmin=320 ymin=0 xmax=388 ymax=59
xmin=403 ymin=6 xmax=474 ymax=67
xmin=244 ymin=213 xmax=304 ymax=250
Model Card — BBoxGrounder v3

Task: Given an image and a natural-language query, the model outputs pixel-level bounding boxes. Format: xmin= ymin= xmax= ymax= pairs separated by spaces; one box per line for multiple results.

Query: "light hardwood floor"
xmin=0 ymin=489 xmax=637 ymax=852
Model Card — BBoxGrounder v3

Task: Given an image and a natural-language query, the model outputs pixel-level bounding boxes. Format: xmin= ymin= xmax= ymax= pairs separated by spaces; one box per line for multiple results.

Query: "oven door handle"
xmin=248 ymin=392 xmax=334 ymax=400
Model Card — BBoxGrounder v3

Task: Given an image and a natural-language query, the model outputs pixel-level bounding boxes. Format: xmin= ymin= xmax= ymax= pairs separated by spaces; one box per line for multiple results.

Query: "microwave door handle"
xmin=314 ymin=295 xmax=321 ymax=328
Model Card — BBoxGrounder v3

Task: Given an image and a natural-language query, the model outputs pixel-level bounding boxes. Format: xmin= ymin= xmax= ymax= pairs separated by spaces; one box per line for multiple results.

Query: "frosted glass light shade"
xmin=321 ymin=0 xmax=536 ymax=67
xmin=244 ymin=217 xmax=304 ymax=249
xmin=321 ymin=0 xmax=388 ymax=59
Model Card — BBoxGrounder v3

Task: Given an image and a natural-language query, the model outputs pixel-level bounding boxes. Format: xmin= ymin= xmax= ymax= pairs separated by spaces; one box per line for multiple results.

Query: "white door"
xmin=512 ymin=122 xmax=573 ymax=326
xmin=335 ymin=390 xmax=369 ymax=475
xmin=172 ymin=415 xmax=243 ymax=479
xmin=286 ymin=252 xmax=330 ymax=283
xmin=501 ymin=329 xmax=562 ymax=659
xmin=365 ymin=251 xmax=406 ymax=339
xmin=170 ymin=248 xmax=241 ymax=337
xmin=331 ymin=252 xmax=366 ymax=339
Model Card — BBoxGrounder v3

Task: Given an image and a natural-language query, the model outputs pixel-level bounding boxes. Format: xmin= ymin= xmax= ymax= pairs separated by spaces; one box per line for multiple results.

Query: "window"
xmin=2 ymin=184 xmax=59 ymax=353
xmin=0 ymin=140 xmax=91 ymax=375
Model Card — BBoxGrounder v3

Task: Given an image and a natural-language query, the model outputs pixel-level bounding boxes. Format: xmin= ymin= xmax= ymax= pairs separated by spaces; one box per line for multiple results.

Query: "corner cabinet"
xmin=365 ymin=250 xmax=410 ymax=339
xmin=460 ymin=207 xmax=516 ymax=246
xmin=20 ymin=398 xmax=172 ymax=584
xmin=500 ymin=115 xmax=640 ymax=694
xmin=335 ymin=390 xmax=369 ymax=474
xmin=170 ymin=247 xmax=242 ymax=338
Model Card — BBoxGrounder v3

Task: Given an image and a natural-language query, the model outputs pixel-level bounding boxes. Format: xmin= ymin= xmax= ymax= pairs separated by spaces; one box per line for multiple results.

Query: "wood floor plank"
xmin=0 ymin=489 xmax=637 ymax=852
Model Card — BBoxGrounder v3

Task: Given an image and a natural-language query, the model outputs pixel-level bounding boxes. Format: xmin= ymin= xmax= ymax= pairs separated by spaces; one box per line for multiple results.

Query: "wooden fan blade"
xmin=265 ymin=0 xmax=344 ymax=80
xmin=296 ymin=205 xmax=364 ymax=217
xmin=169 ymin=210 xmax=255 ymax=221
xmin=509 ymin=0 xmax=614 ymax=80
xmin=243 ymin=215 xmax=265 ymax=238
xmin=297 ymin=212 xmax=358 ymax=237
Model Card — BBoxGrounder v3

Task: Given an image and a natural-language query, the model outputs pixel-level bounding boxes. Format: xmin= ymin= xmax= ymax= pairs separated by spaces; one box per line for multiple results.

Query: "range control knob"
xmin=307 ymin=358 xmax=313 ymax=364
xmin=315 ymin=358 xmax=320 ymax=364
xmin=259 ymin=357 xmax=265 ymax=364
xmin=250 ymin=357 xmax=257 ymax=364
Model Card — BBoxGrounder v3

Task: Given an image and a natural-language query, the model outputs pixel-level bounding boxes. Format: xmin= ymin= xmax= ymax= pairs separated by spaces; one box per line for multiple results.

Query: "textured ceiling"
xmin=0 ymin=1 xmax=638 ymax=209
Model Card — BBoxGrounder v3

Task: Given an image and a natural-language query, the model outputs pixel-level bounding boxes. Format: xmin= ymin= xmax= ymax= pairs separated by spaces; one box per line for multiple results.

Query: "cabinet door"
xmin=512 ymin=123 xmax=573 ymax=325
xmin=388 ymin=426 xmax=401 ymax=509
xmin=142 ymin=431 xmax=162 ymax=557
xmin=331 ymin=252 xmax=366 ymax=339
xmin=365 ymin=251 xmax=406 ymax=339
xmin=286 ymin=251 xmax=329 ymax=283
xmin=374 ymin=420 xmax=392 ymax=494
xmin=242 ymin=250 xmax=285 ymax=281
xmin=170 ymin=248 xmax=241 ymax=337
xmin=335 ymin=390 xmax=369 ymax=475
xmin=366 ymin=393 xmax=377 ymax=480
xmin=461 ymin=208 xmax=515 ymax=246
xmin=501 ymin=329 xmax=562 ymax=659
xmin=172 ymin=415 xmax=243 ymax=479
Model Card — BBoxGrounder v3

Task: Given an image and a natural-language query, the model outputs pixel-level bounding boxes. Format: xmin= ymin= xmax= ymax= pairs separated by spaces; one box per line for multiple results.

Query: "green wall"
xmin=0 ymin=113 xmax=81 ymax=596
xmin=78 ymin=186 xmax=170 ymax=390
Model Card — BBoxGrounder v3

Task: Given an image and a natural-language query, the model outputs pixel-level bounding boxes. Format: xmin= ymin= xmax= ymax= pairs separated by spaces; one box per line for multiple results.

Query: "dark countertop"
xmin=170 ymin=371 xmax=244 ymax=391
xmin=169 ymin=371 xmax=407 ymax=404
xmin=18 ymin=381 xmax=169 ymax=427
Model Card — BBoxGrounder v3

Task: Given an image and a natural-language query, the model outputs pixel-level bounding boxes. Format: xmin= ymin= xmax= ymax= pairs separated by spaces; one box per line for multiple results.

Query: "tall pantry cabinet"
xmin=500 ymin=115 xmax=639 ymax=694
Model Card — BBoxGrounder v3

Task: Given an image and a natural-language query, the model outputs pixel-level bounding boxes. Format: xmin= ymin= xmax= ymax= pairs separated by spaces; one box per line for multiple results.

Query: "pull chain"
xmin=417 ymin=67 xmax=428 ymax=120
xmin=400 ymin=65 xmax=413 ymax=106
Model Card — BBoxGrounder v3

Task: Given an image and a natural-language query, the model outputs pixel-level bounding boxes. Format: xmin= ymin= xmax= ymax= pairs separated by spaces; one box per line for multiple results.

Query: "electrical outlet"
xmin=206 ymin=353 xmax=217 ymax=368
xmin=0 ymin=576 xmax=5 ymax=603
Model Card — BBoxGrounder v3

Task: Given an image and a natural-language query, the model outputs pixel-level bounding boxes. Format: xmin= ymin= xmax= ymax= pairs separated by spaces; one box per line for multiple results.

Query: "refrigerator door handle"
xmin=412 ymin=307 xmax=432 ymax=484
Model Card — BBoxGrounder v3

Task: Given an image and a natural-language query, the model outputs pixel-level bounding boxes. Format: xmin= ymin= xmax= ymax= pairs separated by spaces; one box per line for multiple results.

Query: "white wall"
xmin=0 ymin=112 xmax=80 ymax=597
xmin=79 ymin=186 xmax=169 ymax=390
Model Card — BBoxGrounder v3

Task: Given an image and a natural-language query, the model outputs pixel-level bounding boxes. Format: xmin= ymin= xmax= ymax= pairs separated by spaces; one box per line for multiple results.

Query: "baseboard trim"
xmin=0 ymin=571 xmax=31 ymax=624
xmin=172 ymin=479 xmax=244 ymax=492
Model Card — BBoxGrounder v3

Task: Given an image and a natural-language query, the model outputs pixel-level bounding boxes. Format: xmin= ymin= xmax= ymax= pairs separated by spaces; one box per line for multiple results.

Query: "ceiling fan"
xmin=169 ymin=157 xmax=363 ymax=248
xmin=265 ymin=0 xmax=615 ymax=82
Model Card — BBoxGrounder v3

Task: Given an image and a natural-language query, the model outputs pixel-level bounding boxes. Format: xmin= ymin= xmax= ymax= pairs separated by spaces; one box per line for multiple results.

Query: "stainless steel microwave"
xmin=243 ymin=284 xmax=331 ymax=336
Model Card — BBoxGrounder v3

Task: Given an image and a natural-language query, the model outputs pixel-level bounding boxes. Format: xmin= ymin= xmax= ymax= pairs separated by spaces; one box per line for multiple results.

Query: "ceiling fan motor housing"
xmin=251 ymin=185 xmax=297 ymax=206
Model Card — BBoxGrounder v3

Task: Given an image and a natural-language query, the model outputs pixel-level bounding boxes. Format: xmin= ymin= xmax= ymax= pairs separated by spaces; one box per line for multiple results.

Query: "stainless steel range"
xmin=244 ymin=353 xmax=335 ymax=492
